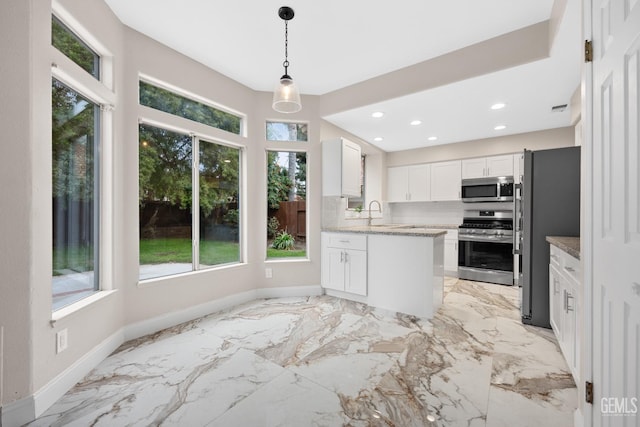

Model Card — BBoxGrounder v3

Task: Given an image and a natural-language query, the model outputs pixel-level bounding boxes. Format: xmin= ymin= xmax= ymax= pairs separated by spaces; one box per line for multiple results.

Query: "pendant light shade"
xmin=272 ymin=6 xmax=301 ymax=113
xmin=273 ymin=74 xmax=301 ymax=113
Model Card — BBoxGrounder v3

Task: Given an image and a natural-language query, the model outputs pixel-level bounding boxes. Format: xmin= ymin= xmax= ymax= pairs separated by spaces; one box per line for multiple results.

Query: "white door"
xmin=589 ymin=0 xmax=640 ymax=423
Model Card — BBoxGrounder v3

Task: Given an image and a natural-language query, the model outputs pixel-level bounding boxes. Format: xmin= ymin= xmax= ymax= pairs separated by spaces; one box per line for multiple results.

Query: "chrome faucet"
xmin=367 ymin=200 xmax=382 ymax=226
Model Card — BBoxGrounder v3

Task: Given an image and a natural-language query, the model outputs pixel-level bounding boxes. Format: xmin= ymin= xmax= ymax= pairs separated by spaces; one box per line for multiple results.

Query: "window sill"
xmin=137 ymin=262 xmax=247 ymax=288
xmin=265 ymin=258 xmax=311 ymax=264
xmin=51 ymin=290 xmax=118 ymax=323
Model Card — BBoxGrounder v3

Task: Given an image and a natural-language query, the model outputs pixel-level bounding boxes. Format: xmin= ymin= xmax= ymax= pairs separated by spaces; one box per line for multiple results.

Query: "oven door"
xmin=458 ymin=235 xmax=514 ymax=285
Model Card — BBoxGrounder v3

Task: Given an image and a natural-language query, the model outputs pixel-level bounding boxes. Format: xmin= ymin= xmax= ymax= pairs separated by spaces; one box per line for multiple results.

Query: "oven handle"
xmin=459 ymin=235 xmax=514 ymax=244
xmin=513 ymin=183 xmax=522 ymax=255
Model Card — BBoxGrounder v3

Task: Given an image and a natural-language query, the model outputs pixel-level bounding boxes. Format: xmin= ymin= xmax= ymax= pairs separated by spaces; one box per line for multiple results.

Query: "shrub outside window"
xmin=267 ymin=151 xmax=307 ymax=259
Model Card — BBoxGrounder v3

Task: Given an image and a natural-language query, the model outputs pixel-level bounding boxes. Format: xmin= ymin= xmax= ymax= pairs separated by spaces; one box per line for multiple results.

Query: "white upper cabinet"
xmin=430 ymin=160 xmax=462 ymax=201
xmin=461 ymin=158 xmax=486 ymax=179
xmin=461 ymin=155 xmax=514 ymax=179
xmin=388 ymin=164 xmax=430 ymax=202
xmin=322 ymin=138 xmax=362 ymax=197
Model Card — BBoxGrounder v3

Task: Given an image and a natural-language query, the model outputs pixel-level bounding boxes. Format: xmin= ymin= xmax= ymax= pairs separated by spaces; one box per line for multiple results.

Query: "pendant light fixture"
xmin=272 ymin=6 xmax=302 ymax=113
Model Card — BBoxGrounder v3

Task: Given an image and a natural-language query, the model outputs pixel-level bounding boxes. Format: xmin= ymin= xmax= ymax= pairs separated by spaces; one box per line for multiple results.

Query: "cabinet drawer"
xmin=550 ymin=244 xmax=580 ymax=283
xmin=562 ymin=251 xmax=581 ymax=284
xmin=325 ymin=233 xmax=367 ymax=251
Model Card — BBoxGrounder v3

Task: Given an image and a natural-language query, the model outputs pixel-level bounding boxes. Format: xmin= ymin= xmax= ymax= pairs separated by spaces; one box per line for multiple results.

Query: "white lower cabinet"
xmin=444 ymin=230 xmax=458 ymax=276
xmin=321 ymin=232 xmax=367 ymax=296
xmin=548 ymin=244 xmax=580 ymax=383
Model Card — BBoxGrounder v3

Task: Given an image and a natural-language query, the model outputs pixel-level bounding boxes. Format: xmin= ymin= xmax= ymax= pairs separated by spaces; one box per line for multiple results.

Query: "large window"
xmin=140 ymin=81 xmax=242 ymax=135
xmin=267 ymin=151 xmax=307 ymax=259
xmin=139 ymin=124 xmax=240 ymax=281
xmin=52 ymin=79 xmax=100 ymax=310
xmin=51 ymin=10 xmax=111 ymax=312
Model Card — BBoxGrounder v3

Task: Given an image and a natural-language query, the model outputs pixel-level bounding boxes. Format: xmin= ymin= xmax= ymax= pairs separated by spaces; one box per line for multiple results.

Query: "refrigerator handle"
xmin=513 ymin=183 xmax=522 ymax=255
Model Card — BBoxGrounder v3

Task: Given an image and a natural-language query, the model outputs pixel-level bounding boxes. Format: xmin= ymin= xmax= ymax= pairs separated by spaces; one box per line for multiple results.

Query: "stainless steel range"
xmin=458 ymin=210 xmax=514 ymax=285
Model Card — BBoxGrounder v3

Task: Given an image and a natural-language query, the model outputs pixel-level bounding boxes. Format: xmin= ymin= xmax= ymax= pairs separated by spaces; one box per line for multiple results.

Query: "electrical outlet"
xmin=56 ymin=329 xmax=68 ymax=354
xmin=265 ymin=268 xmax=273 ymax=279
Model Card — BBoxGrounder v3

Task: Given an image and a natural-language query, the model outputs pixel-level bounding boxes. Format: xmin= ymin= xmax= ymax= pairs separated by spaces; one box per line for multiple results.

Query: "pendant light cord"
xmin=283 ymin=20 xmax=289 ymax=75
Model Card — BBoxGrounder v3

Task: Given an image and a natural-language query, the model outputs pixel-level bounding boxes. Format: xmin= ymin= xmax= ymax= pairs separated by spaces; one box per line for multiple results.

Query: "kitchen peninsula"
xmin=321 ymin=225 xmax=446 ymax=319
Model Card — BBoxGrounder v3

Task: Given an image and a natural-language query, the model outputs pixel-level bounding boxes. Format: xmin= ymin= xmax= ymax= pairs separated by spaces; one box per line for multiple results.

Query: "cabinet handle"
xmin=566 ymin=292 xmax=574 ymax=312
xmin=563 ymin=289 xmax=567 ymax=311
xmin=564 ymin=266 xmax=575 ymax=273
xmin=338 ymin=240 xmax=350 ymax=244
xmin=551 ymin=254 xmax=559 ymax=261
xmin=344 ymin=252 xmax=349 ymax=263
xmin=487 ymin=168 xmax=491 ymax=176
xmin=340 ymin=252 xmax=344 ymax=263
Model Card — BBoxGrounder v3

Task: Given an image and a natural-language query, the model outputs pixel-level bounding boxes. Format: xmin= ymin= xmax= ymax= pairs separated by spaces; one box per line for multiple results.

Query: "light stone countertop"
xmin=323 ymin=224 xmax=448 ymax=237
xmin=546 ymin=236 xmax=581 ymax=259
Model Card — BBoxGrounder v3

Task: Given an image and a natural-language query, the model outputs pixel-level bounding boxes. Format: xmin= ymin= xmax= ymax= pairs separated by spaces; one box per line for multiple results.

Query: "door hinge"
xmin=585 ymin=381 xmax=594 ymax=404
xmin=584 ymin=40 xmax=593 ymax=63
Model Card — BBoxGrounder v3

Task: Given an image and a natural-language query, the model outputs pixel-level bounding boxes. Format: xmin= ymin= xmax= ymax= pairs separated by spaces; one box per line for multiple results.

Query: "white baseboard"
xmin=1 ymin=330 xmax=123 ymax=427
xmin=2 ymin=285 xmax=321 ymax=427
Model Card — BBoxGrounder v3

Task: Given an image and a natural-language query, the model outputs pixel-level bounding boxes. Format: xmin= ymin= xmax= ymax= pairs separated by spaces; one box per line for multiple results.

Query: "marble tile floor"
xmin=29 ymin=278 xmax=577 ymax=427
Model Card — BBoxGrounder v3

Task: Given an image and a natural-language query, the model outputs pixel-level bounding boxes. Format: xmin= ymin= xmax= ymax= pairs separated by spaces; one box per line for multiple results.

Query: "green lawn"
xmin=140 ymin=238 xmax=239 ymax=265
xmin=55 ymin=238 xmax=307 ymax=271
xmin=267 ymin=248 xmax=307 ymax=258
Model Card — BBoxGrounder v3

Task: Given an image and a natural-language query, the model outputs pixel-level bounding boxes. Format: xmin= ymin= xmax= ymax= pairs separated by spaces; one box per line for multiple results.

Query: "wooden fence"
xmin=274 ymin=200 xmax=306 ymax=240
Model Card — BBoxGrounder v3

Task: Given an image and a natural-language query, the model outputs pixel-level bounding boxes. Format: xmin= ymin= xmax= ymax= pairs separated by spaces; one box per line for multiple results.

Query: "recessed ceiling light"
xmin=428 ymin=136 xmax=438 ymax=141
xmin=374 ymin=137 xmax=383 ymax=142
xmin=491 ymin=103 xmax=506 ymax=110
xmin=494 ymin=125 xmax=506 ymax=130
xmin=410 ymin=120 xmax=422 ymax=126
xmin=371 ymin=112 xmax=384 ymax=118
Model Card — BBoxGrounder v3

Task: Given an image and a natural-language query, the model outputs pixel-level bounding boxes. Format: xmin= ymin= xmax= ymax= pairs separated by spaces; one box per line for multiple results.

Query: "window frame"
xmin=265 ymin=120 xmax=309 ymax=142
xmin=265 ymin=148 xmax=309 ymax=262
xmin=139 ymin=75 xmax=246 ymax=138
xmin=137 ymin=111 xmax=246 ymax=282
xmin=50 ymin=7 xmax=116 ymax=314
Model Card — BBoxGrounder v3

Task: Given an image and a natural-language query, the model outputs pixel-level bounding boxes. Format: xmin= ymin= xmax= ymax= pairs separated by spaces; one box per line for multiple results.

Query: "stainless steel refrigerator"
xmin=518 ymin=147 xmax=580 ymax=328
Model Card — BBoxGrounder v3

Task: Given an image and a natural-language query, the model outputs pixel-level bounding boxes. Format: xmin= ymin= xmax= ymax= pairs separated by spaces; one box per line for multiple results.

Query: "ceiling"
xmin=104 ymin=0 xmax=582 ymax=152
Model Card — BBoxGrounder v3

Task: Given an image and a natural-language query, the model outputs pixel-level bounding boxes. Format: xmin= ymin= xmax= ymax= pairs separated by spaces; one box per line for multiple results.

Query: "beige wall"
xmin=386 ymin=126 xmax=575 ymax=167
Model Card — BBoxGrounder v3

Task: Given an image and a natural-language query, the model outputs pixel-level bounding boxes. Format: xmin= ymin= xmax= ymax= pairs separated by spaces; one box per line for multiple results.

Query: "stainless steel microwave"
xmin=461 ymin=176 xmax=514 ymax=202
